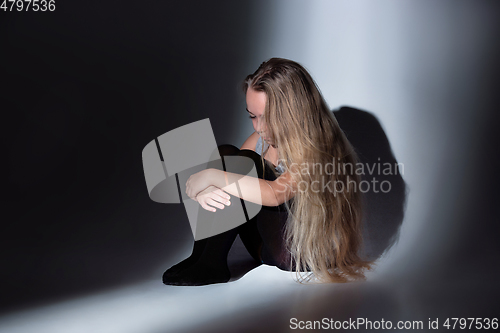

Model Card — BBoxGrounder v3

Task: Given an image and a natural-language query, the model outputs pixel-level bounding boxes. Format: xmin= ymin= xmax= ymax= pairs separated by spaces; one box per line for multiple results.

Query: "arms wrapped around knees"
xmin=186 ymin=144 xmax=295 ymax=207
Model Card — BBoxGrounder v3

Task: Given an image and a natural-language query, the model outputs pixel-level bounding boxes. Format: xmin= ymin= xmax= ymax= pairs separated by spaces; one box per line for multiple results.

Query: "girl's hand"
xmin=186 ymin=169 xmax=214 ymax=200
xmin=194 ymin=185 xmax=231 ymax=212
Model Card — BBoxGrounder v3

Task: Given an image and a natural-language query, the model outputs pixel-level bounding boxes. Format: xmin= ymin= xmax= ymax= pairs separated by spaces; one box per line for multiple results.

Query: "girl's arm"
xmin=186 ymin=168 xmax=296 ymax=207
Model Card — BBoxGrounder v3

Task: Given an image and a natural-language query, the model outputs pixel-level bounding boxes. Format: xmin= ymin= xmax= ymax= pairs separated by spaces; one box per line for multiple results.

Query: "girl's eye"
xmin=248 ymin=115 xmax=256 ymax=119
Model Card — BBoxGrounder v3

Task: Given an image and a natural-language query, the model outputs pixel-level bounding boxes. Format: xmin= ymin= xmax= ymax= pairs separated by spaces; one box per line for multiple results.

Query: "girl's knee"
xmin=217 ymin=144 xmax=240 ymax=156
xmin=217 ymin=144 xmax=271 ymax=179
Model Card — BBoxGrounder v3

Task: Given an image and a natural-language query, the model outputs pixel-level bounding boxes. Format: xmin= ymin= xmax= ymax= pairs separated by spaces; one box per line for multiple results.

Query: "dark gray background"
xmin=1 ymin=0 xmax=256 ymax=310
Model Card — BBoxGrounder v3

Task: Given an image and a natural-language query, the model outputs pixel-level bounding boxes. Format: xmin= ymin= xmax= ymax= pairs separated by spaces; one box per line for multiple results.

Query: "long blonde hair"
xmin=244 ymin=58 xmax=372 ymax=282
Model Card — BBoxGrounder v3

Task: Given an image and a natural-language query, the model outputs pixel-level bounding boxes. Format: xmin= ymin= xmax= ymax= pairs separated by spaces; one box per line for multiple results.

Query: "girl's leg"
xmin=228 ymin=147 xmax=293 ymax=271
xmin=163 ymin=144 xmax=257 ymax=286
xmin=162 ymin=144 xmax=291 ymax=286
xmin=162 ymin=145 xmax=246 ymax=279
xmin=256 ymin=206 xmax=293 ymax=271
xmin=162 ymin=227 xmax=238 ymax=286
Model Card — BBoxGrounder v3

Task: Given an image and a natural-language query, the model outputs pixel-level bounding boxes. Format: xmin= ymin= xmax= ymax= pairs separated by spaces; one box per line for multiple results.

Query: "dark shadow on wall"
xmin=333 ymin=106 xmax=408 ymax=261
xmin=0 ymin=0 xmax=255 ymax=314
xmin=226 ymin=106 xmax=408 ymax=279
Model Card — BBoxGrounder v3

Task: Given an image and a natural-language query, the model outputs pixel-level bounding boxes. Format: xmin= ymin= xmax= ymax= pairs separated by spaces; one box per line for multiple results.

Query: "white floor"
xmin=0 ymin=245 xmax=496 ymax=333
xmin=0 ymin=266 xmax=310 ymax=333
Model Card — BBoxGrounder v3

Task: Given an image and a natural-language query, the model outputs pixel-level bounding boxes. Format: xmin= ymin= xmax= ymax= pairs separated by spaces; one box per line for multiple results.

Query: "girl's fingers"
xmin=200 ymin=201 xmax=216 ymax=212
xmin=210 ymin=191 xmax=231 ymax=206
xmin=209 ymin=193 xmax=231 ymax=206
xmin=194 ymin=186 xmax=230 ymax=212
xmin=207 ymin=198 xmax=225 ymax=210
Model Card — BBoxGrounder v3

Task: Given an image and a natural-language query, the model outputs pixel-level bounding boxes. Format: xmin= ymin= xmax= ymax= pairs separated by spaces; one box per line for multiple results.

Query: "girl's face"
xmin=246 ymin=87 xmax=274 ymax=145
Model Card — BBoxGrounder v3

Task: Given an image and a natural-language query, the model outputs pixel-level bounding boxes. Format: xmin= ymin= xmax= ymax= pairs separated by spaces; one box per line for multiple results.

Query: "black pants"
xmin=217 ymin=144 xmax=293 ymax=271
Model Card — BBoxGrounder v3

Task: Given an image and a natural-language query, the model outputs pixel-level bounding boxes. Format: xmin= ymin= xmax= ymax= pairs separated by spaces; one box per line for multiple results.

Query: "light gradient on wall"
xmin=240 ymin=0 xmax=497 ymax=278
